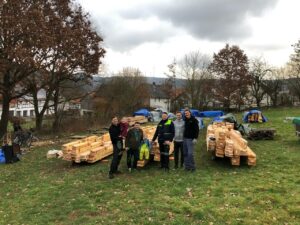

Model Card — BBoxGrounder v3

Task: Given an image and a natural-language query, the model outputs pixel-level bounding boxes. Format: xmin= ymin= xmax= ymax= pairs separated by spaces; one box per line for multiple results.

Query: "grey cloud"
xmin=245 ymin=43 xmax=287 ymax=52
xmin=86 ymin=0 xmax=279 ymax=51
xmin=92 ymin=15 xmax=178 ymax=51
xmin=121 ymin=0 xmax=279 ymax=41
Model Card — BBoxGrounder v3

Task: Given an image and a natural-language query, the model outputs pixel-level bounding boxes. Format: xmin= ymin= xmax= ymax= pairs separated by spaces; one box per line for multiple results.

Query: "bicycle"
xmin=13 ymin=129 xmax=38 ymax=152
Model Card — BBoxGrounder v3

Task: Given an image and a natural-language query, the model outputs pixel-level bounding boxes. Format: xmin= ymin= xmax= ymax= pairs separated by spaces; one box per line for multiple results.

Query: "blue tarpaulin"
xmin=134 ymin=108 xmax=151 ymax=117
xmin=0 ymin=149 xmax=5 ymax=164
xmin=199 ymin=111 xmax=224 ymax=118
xmin=196 ymin=117 xmax=205 ymax=129
xmin=243 ymin=110 xmax=267 ymax=123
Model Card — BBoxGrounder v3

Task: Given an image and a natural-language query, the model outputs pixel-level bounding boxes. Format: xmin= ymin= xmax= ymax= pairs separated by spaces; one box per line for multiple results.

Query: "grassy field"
xmin=0 ymin=108 xmax=299 ymax=225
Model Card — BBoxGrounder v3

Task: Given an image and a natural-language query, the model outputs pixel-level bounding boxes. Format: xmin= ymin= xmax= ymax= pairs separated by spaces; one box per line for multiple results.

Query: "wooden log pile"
xmin=247 ymin=128 xmax=276 ymax=140
xmin=207 ymin=122 xmax=256 ymax=166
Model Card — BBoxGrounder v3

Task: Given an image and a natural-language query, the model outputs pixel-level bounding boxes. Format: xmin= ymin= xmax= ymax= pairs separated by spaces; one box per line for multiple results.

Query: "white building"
xmin=148 ymin=83 xmax=171 ymax=111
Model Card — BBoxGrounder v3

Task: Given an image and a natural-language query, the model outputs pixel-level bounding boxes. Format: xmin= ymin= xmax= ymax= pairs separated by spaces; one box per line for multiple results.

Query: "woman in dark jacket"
xmin=125 ymin=122 xmax=143 ymax=171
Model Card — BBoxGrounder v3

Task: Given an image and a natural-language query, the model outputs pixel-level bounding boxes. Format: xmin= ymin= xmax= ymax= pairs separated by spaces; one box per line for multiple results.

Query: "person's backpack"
xmin=0 ymin=149 xmax=5 ymax=164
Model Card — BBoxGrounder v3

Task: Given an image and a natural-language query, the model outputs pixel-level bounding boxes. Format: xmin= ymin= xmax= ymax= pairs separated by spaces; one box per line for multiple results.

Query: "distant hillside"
xmin=92 ymin=75 xmax=186 ymax=89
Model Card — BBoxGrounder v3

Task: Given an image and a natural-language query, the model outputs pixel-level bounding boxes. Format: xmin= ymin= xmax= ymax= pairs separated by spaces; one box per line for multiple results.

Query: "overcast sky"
xmin=76 ymin=0 xmax=300 ymax=77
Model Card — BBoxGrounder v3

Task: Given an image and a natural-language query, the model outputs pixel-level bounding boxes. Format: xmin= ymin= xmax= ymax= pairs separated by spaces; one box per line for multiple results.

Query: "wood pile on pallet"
xmin=62 ymin=125 xmax=174 ymax=166
xmin=207 ymin=122 xmax=256 ymax=166
xmin=62 ymin=134 xmax=113 ymax=163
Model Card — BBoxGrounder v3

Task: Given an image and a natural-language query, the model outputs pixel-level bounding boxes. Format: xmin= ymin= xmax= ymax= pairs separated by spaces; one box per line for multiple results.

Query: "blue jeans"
xmin=183 ymin=139 xmax=195 ymax=170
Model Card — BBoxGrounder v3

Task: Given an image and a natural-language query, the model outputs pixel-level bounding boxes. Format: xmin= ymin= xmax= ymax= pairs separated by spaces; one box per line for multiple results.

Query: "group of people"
xmin=108 ymin=109 xmax=199 ymax=179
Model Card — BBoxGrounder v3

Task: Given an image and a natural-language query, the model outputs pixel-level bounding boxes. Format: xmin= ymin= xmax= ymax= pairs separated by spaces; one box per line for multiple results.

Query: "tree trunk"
xmin=0 ymin=93 xmax=11 ymax=138
xmin=52 ymin=87 xmax=60 ymax=132
xmin=35 ymin=114 xmax=44 ymax=131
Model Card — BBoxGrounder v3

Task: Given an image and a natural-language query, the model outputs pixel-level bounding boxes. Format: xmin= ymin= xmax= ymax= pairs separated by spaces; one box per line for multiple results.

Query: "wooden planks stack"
xmin=128 ymin=116 xmax=148 ymax=126
xmin=62 ymin=125 xmax=176 ymax=166
xmin=62 ymin=135 xmax=113 ymax=163
xmin=206 ymin=122 xmax=256 ymax=166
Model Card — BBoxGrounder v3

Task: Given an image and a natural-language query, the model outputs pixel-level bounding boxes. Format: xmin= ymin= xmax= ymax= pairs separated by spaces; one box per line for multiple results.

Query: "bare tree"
xmin=94 ymin=68 xmax=149 ymax=119
xmin=287 ymin=39 xmax=300 ymax=102
xmin=177 ymin=51 xmax=212 ymax=109
xmin=249 ymin=57 xmax=272 ymax=107
xmin=262 ymin=68 xmax=284 ymax=107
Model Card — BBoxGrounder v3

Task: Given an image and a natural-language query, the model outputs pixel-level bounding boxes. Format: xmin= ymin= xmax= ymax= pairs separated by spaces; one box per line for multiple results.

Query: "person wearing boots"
xmin=108 ymin=116 xmax=123 ymax=179
xmin=152 ymin=112 xmax=175 ymax=171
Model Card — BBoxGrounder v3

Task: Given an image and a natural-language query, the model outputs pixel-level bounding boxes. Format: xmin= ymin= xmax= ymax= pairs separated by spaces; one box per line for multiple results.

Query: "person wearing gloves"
xmin=183 ymin=109 xmax=199 ymax=172
xmin=173 ymin=111 xmax=185 ymax=169
xmin=152 ymin=112 xmax=175 ymax=171
xmin=125 ymin=122 xmax=143 ymax=172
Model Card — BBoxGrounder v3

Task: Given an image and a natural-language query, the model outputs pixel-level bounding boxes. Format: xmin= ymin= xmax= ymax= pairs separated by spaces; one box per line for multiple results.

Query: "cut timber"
xmin=137 ymin=160 xmax=148 ymax=167
xmin=206 ymin=122 xmax=257 ymax=166
xmin=231 ymin=156 xmax=240 ymax=166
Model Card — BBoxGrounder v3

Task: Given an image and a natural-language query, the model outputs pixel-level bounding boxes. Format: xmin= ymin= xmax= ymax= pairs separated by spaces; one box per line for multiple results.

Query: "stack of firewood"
xmin=62 ymin=134 xmax=113 ymax=163
xmin=207 ymin=122 xmax=256 ymax=166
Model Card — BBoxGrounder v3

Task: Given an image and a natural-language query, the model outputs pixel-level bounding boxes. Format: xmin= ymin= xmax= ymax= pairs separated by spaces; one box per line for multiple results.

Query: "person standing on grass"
xmin=125 ymin=122 xmax=143 ymax=172
xmin=183 ymin=109 xmax=199 ymax=172
xmin=152 ymin=112 xmax=175 ymax=171
xmin=108 ymin=116 xmax=123 ymax=179
xmin=173 ymin=111 xmax=185 ymax=169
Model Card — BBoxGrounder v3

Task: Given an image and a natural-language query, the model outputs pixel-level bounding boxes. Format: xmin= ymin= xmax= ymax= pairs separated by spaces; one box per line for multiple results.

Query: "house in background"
xmin=0 ymin=89 xmax=96 ymax=119
xmin=147 ymin=82 xmax=171 ymax=111
xmin=3 ymin=89 xmax=55 ymax=118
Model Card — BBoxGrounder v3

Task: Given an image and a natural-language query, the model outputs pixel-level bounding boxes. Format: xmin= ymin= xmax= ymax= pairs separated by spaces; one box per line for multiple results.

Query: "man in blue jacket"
xmin=152 ymin=112 xmax=175 ymax=171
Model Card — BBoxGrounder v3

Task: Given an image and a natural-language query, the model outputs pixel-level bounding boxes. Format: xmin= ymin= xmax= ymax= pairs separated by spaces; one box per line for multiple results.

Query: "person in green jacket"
xmin=125 ymin=122 xmax=143 ymax=172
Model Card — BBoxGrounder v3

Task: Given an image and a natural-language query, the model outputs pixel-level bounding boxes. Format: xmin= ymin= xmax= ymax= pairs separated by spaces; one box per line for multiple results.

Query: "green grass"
xmin=1 ymin=107 xmax=300 ymax=225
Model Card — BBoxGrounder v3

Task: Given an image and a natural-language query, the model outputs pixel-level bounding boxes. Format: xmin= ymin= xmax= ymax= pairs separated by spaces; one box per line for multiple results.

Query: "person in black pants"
xmin=108 ymin=116 xmax=123 ymax=179
xmin=173 ymin=111 xmax=185 ymax=169
xmin=152 ymin=112 xmax=175 ymax=171
xmin=125 ymin=122 xmax=143 ymax=172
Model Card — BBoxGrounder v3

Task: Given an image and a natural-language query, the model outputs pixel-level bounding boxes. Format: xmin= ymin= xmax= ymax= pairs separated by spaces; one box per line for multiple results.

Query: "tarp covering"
xmin=199 ymin=111 xmax=224 ymax=118
xmin=292 ymin=117 xmax=300 ymax=126
xmin=196 ymin=117 xmax=205 ymax=129
xmin=133 ymin=108 xmax=151 ymax=117
xmin=243 ymin=110 xmax=267 ymax=123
